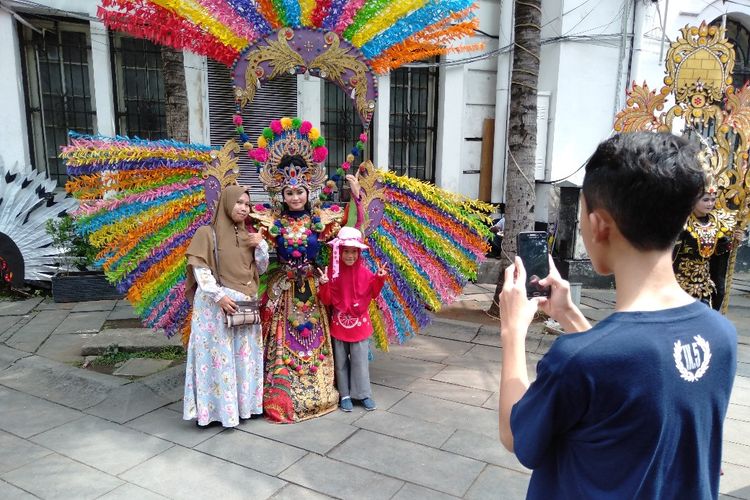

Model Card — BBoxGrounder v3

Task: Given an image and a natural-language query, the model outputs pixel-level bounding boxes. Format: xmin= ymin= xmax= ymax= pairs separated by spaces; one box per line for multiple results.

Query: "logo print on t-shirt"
xmin=673 ymin=335 xmax=712 ymax=382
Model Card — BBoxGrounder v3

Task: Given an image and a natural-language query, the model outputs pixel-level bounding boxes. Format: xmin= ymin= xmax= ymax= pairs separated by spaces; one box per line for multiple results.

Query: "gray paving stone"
xmin=724 ymin=441 xmax=750 ymax=469
xmin=36 ymin=332 xmax=95 ymax=363
xmin=369 ymin=352 xmax=445 ymax=379
xmin=391 ymin=483 xmax=459 ymax=500
xmin=81 ymin=328 xmax=182 ymax=355
xmin=0 ymin=298 xmax=42 ymax=316
xmin=482 ymin=392 xmax=500 ymax=410
xmin=329 ymin=430 xmax=485 ymax=497
xmin=0 ymin=355 xmax=124 ymax=410
xmin=112 ymin=357 xmax=173 ymax=377
xmin=728 ymin=402 xmax=750 ymax=423
xmin=369 ymin=366 xmax=417 ymax=390
xmin=719 ymin=462 xmax=750 ymax=499
xmin=0 ymin=453 xmax=123 ymax=500
xmin=472 ymin=332 xmax=501 ymax=347
xmin=280 ymin=453 xmax=403 ymax=500
xmin=463 ymin=343 xmax=502 ymax=362
xmin=432 ymin=363 xmax=500 ymax=393
xmin=0 ymin=344 xmax=29 ymax=371
xmin=464 ymin=464 xmax=530 ymax=500
xmin=270 ymin=484 xmax=333 ymax=500
xmin=107 ymin=305 xmax=139 ymax=320
xmin=196 ymin=428 xmax=307 ymax=475
xmin=98 ymin=483 xmax=168 ymax=499
xmin=423 ymin=320 xmax=479 ymax=342
xmin=441 ymin=429 xmax=530 ymax=473
xmin=85 ymin=382 xmax=172 ymax=423
xmin=354 ymin=410 xmax=454 ymax=448
xmin=52 ymin=311 xmax=109 ymax=334
xmin=0 ymin=479 xmax=36 ymax=499
xmin=5 ymin=310 xmax=65 ymax=352
xmin=35 ymin=298 xmax=75 ymax=311
xmin=390 ymin=393 xmax=498 ymax=438
xmin=30 ymin=415 xmax=173 ymax=475
xmin=166 ymin=400 xmax=183 ymax=413
xmin=239 ymin=415 xmax=357 ymax=454
xmin=71 ymin=300 xmax=118 ymax=313
xmin=0 ymin=316 xmax=23 ymax=340
xmin=120 ymin=446 xmax=285 ymax=499
xmin=406 ymin=377 xmax=493 ymax=407
xmin=371 ymin=383 xmax=409 ymax=410
xmin=139 ymin=363 xmax=187 ymax=402
xmin=126 ymin=408 xmax=222 ymax=448
xmin=387 ymin=335 xmax=472 ymax=363
xmin=0 ymin=387 xmax=83 ymax=438
xmin=0 ymin=430 xmax=54 ymax=473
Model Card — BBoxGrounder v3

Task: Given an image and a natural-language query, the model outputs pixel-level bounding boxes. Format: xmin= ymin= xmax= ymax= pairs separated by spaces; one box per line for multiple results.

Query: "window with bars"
xmin=389 ymin=65 xmax=438 ymax=182
xmin=110 ymin=35 xmax=167 ymax=139
xmin=206 ymin=59 xmax=297 ymax=200
xmin=321 ymin=82 xmax=371 ymax=180
xmin=20 ymin=20 xmax=95 ymax=186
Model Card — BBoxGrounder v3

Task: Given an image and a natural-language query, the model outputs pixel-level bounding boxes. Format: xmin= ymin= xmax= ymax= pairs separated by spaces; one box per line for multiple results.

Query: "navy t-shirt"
xmin=511 ymin=301 xmax=736 ymax=499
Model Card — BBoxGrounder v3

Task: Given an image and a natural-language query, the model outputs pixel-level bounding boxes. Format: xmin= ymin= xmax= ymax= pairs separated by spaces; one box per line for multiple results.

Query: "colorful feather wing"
xmin=62 ymin=133 xmax=215 ymax=342
xmin=356 ymin=163 xmax=493 ymax=350
xmin=97 ymin=0 xmax=481 ymax=75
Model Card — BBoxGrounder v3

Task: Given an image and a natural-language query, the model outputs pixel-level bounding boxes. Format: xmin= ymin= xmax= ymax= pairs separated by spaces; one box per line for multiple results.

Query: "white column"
xmin=434 ymin=60 xmax=465 ymax=193
xmin=89 ymin=21 xmax=115 ymax=136
xmin=372 ymin=73 xmax=390 ymax=168
xmin=185 ymin=52 xmax=210 ymax=145
xmin=492 ymin=0 xmax=514 ymax=202
xmin=0 ymin=11 xmax=30 ymax=169
xmin=297 ymin=73 xmax=322 ymax=125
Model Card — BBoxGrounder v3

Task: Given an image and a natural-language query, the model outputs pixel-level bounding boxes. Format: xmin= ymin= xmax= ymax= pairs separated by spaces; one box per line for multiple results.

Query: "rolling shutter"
xmin=207 ymin=59 xmax=297 ymax=200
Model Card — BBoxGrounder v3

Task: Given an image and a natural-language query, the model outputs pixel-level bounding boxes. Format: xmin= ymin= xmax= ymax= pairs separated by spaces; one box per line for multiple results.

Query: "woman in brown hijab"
xmin=182 ymin=185 xmax=269 ymax=428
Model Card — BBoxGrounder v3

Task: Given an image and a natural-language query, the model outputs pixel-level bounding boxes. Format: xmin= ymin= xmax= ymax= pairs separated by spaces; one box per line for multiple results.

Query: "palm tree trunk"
xmin=489 ymin=0 xmax=542 ymax=316
xmin=161 ymin=47 xmax=189 ymax=142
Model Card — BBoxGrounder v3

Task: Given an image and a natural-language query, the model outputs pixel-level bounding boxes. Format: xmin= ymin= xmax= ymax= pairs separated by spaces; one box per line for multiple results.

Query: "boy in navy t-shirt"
xmin=498 ymin=132 xmax=737 ymax=499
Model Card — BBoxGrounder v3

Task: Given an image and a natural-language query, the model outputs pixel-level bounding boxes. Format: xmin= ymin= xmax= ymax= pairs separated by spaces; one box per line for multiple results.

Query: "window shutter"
xmin=535 ymin=92 xmax=550 ymax=181
xmin=207 ymin=59 xmax=297 ymax=200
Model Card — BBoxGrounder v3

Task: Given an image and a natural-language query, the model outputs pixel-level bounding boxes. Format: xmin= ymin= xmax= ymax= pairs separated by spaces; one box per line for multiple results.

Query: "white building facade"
xmin=1 ymin=0 xmax=749 ymax=221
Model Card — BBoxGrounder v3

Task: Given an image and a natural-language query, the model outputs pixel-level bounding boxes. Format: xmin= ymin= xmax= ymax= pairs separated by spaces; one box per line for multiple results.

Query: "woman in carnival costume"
xmin=248 ymin=117 xmax=362 ymax=423
xmin=673 ymin=174 xmax=741 ymax=310
xmin=184 ymin=185 xmax=269 ymax=427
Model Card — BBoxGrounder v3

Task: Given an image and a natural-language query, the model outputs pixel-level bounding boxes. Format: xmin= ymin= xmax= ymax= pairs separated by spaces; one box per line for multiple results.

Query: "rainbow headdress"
xmin=98 ymin=0 xmax=482 ymax=128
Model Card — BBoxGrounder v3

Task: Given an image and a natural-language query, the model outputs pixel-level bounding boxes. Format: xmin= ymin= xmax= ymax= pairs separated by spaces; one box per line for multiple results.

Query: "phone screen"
xmin=517 ymin=232 xmax=550 ymax=297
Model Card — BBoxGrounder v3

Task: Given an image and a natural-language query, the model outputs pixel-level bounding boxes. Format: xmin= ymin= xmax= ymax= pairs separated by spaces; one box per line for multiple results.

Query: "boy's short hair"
xmin=582 ymin=132 xmax=705 ymax=251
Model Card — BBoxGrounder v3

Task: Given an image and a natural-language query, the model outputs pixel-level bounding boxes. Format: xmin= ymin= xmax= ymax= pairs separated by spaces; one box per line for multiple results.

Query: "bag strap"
xmin=211 ymin=228 xmax=223 ymax=287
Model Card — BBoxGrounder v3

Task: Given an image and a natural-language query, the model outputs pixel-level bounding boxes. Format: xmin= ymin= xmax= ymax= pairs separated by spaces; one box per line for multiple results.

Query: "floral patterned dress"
xmin=183 ymin=242 xmax=269 ymax=427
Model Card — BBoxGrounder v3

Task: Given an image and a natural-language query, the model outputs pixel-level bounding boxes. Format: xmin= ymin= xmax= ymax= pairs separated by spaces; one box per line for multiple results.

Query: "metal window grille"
xmin=110 ymin=35 xmax=167 ymax=139
xmin=389 ymin=65 xmax=438 ymax=182
xmin=206 ymin=59 xmax=297 ymax=200
xmin=20 ymin=21 xmax=95 ymax=186
xmin=321 ymin=82 xmax=372 ymax=182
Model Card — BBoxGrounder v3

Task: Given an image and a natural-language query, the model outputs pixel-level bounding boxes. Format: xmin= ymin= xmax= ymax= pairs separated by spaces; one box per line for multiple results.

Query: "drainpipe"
xmin=492 ymin=0 xmax=515 ymax=203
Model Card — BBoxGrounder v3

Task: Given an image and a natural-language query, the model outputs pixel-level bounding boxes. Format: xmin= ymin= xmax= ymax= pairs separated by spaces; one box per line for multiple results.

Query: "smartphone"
xmin=517 ymin=231 xmax=551 ymax=298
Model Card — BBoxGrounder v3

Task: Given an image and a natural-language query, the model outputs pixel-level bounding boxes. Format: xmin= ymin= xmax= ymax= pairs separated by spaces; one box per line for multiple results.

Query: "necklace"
xmin=687 ymin=213 xmax=726 ymax=258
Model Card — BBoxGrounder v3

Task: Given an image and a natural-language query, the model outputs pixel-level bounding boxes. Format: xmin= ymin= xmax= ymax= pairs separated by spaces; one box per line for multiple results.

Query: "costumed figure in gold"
xmin=249 ymin=118 xmax=361 ymax=423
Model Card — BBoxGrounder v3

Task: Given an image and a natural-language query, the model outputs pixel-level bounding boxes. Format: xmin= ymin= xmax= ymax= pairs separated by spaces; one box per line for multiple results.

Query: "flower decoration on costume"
xmin=252 ymin=117 xmax=329 ymax=198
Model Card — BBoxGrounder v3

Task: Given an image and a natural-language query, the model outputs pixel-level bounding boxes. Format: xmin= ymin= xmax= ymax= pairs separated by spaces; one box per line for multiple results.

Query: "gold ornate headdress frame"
xmin=257 ymin=133 xmax=328 ymax=196
xmin=614 ymin=21 xmax=750 ymax=312
xmin=203 ymin=140 xmax=242 ymax=215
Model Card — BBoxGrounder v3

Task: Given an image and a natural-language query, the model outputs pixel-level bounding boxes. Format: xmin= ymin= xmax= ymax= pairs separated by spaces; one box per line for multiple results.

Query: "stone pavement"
xmin=0 ymin=278 xmax=748 ymax=499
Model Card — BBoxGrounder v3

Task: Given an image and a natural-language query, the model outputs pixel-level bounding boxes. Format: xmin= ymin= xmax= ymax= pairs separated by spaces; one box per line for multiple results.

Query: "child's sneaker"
xmin=340 ymin=397 xmax=353 ymax=412
xmin=362 ymin=398 xmax=377 ymax=411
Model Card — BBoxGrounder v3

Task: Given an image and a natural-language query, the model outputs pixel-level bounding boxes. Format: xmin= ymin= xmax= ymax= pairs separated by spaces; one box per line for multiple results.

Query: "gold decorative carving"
xmin=203 ymin=139 xmax=241 ymax=188
xmin=355 ymin=160 xmax=386 ymax=236
xmin=235 ymin=28 xmax=305 ymax=108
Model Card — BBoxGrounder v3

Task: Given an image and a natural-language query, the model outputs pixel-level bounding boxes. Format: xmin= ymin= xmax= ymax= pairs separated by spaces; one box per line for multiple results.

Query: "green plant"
xmin=45 ymin=216 xmax=98 ymax=272
xmin=93 ymin=344 xmax=186 ymax=366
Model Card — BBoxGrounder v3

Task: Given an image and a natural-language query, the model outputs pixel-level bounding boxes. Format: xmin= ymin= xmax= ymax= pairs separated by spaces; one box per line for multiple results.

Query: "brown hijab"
xmin=185 ymin=185 xmax=259 ymax=302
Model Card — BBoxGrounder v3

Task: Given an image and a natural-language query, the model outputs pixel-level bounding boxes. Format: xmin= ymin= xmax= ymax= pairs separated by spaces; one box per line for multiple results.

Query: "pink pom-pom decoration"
xmin=232 ymin=115 xmax=243 ymax=126
xmin=292 ymin=250 xmax=302 ymax=258
xmin=359 ymin=133 xmax=368 ymax=143
xmin=323 ymin=187 xmax=332 ymax=195
xmin=310 ymin=365 xmax=318 ymax=373
xmin=300 ymin=121 xmax=312 ymax=134
xmin=252 ymin=148 xmax=268 ymax=162
xmin=312 ymin=146 xmax=328 ymax=163
xmin=341 ymin=162 xmax=351 ymax=171
xmin=270 ymin=120 xmax=283 ymax=134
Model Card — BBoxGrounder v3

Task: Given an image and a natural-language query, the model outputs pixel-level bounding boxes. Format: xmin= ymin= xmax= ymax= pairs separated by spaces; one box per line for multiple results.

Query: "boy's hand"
xmin=536 ymin=256 xmax=591 ymax=333
xmin=500 ymin=257 xmax=541 ymax=337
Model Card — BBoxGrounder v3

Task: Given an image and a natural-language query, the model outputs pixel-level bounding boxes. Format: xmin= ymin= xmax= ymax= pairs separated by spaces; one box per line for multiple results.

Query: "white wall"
xmin=0 ymin=10 xmax=29 ymax=169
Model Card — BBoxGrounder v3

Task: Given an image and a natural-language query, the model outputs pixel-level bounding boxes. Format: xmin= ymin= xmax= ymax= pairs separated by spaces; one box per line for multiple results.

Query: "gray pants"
xmin=333 ymin=338 xmax=371 ymax=400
